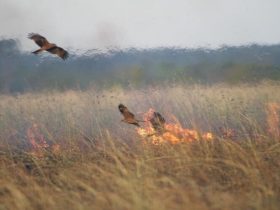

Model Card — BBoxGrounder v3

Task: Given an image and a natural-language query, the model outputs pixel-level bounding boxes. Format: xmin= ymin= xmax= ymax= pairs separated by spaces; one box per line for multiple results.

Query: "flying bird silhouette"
xmin=118 ymin=104 xmax=142 ymax=127
xmin=28 ymin=33 xmax=69 ymax=60
xmin=150 ymin=112 xmax=166 ymax=134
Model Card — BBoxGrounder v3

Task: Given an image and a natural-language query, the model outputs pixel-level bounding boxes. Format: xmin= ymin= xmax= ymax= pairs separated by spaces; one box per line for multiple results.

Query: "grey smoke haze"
xmin=1 ymin=0 xmax=280 ymax=51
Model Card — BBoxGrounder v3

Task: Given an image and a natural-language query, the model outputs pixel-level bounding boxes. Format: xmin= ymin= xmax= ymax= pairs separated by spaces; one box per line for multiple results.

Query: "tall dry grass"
xmin=0 ymin=82 xmax=280 ymax=210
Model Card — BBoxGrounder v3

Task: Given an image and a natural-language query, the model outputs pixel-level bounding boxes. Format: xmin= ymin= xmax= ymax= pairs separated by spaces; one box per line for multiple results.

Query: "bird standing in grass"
xmin=28 ymin=33 xmax=69 ymax=60
xmin=118 ymin=104 xmax=142 ymax=127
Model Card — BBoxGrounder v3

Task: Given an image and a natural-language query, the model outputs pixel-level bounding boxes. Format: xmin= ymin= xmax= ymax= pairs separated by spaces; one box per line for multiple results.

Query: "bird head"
xmin=118 ymin=104 xmax=127 ymax=113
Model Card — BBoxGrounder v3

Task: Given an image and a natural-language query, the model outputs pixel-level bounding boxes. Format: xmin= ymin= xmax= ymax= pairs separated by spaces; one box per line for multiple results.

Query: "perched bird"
xmin=118 ymin=104 xmax=142 ymax=127
xmin=28 ymin=33 xmax=69 ymax=60
xmin=150 ymin=112 xmax=166 ymax=134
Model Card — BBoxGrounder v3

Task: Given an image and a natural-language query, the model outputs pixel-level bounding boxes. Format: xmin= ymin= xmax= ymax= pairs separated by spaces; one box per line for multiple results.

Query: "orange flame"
xmin=27 ymin=123 xmax=48 ymax=157
xmin=27 ymin=123 xmax=60 ymax=157
xmin=266 ymin=102 xmax=280 ymax=138
xmin=137 ymin=109 xmax=213 ymax=144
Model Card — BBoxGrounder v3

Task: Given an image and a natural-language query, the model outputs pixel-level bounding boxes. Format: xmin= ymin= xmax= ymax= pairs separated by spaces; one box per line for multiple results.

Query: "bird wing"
xmin=47 ymin=46 xmax=69 ymax=60
xmin=28 ymin=33 xmax=49 ymax=47
xmin=123 ymin=108 xmax=135 ymax=120
xmin=150 ymin=112 xmax=165 ymax=132
xmin=155 ymin=112 xmax=165 ymax=124
xmin=118 ymin=104 xmax=138 ymax=121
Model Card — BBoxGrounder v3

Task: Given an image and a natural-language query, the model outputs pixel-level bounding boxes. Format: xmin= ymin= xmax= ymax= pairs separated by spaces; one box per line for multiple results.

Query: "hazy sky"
xmin=1 ymin=0 xmax=280 ymax=51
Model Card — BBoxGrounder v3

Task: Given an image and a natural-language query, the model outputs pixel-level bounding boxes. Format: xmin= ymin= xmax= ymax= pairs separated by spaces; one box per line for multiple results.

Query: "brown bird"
xmin=28 ymin=33 xmax=69 ymax=60
xmin=150 ymin=112 xmax=166 ymax=134
xmin=118 ymin=104 xmax=142 ymax=127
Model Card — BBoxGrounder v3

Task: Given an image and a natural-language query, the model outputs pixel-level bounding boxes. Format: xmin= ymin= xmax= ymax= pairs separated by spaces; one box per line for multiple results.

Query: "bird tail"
xmin=136 ymin=120 xmax=146 ymax=123
xmin=134 ymin=123 xmax=141 ymax=127
xmin=32 ymin=49 xmax=43 ymax=54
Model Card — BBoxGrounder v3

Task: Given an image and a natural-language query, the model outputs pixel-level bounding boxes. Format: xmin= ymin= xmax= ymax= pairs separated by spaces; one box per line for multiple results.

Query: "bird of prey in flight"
xmin=28 ymin=33 xmax=69 ymax=60
xmin=118 ymin=104 xmax=142 ymax=127
xmin=150 ymin=112 xmax=166 ymax=134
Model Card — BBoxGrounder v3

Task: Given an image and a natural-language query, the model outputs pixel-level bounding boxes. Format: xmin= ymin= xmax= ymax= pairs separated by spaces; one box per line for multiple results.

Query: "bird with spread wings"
xmin=150 ymin=112 xmax=166 ymax=134
xmin=28 ymin=33 xmax=69 ymax=60
xmin=118 ymin=104 xmax=143 ymax=127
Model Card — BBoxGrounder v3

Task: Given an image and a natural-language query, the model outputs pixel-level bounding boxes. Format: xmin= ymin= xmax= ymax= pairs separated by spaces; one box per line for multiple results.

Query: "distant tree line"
xmin=0 ymin=39 xmax=280 ymax=93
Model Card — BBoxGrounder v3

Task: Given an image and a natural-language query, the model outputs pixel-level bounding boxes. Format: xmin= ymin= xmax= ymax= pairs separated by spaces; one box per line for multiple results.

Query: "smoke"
xmin=1 ymin=0 xmax=280 ymax=51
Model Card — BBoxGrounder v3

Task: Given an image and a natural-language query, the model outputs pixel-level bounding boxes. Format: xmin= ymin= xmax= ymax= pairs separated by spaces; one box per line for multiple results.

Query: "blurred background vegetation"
xmin=1 ymin=39 xmax=280 ymax=93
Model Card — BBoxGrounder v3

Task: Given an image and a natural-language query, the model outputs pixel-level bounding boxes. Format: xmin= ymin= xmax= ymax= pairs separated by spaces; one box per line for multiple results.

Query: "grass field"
xmin=0 ymin=82 xmax=280 ymax=210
